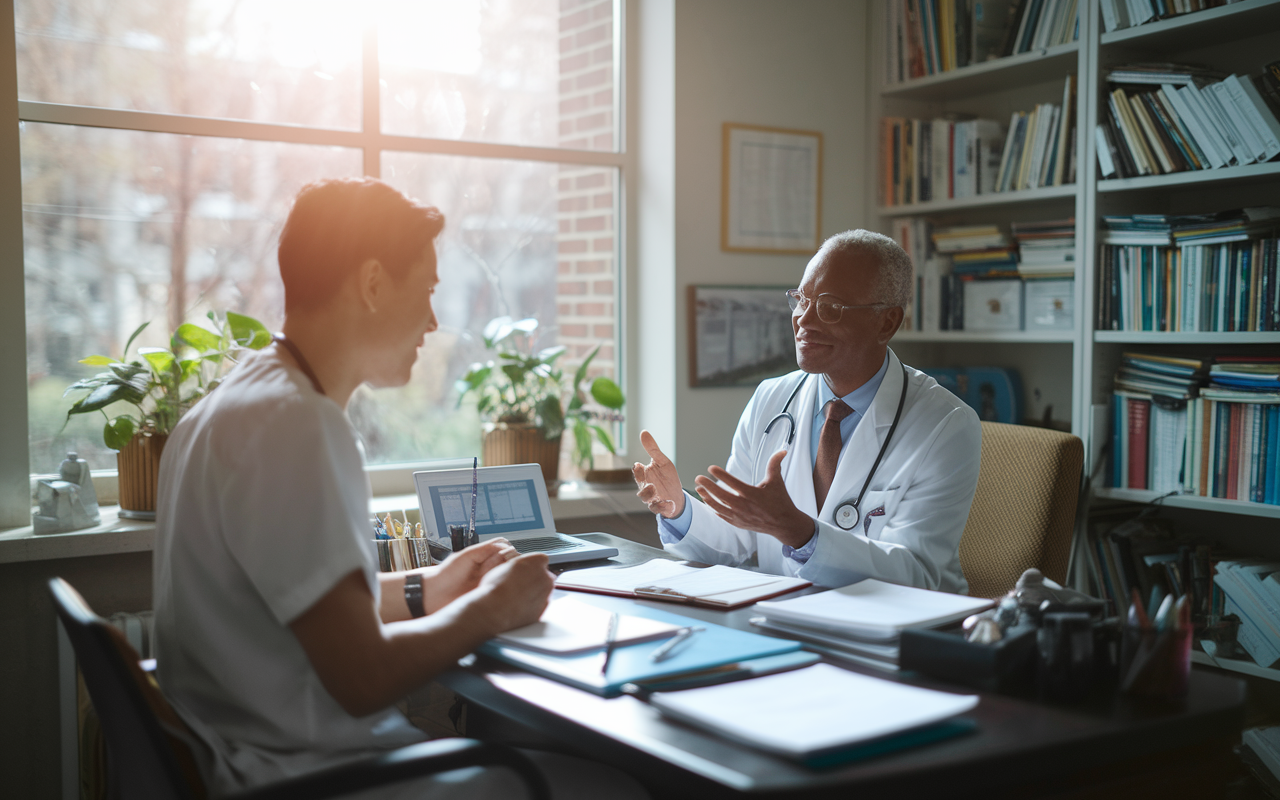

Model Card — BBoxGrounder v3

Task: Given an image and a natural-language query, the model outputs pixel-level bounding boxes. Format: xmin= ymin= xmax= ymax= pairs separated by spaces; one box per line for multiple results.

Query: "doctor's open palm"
xmin=633 ymin=430 xmax=685 ymax=519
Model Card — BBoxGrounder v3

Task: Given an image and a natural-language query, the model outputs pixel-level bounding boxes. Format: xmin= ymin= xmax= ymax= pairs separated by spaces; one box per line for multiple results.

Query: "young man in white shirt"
xmin=153 ymin=178 xmax=646 ymax=799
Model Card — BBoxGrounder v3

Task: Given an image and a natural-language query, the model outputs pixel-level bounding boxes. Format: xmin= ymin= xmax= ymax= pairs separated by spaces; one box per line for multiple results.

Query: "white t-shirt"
xmin=152 ymin=347 xmax=425 ymax=795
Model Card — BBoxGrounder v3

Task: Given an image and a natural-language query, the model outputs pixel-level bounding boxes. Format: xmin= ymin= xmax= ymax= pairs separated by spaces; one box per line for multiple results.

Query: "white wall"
xmin=666 ymin=0 xmax=871 ymax=488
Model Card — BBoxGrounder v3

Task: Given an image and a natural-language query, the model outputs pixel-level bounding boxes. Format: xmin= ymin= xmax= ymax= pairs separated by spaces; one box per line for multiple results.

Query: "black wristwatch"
xmin=403 ymin=573 xmax=426 ymax=618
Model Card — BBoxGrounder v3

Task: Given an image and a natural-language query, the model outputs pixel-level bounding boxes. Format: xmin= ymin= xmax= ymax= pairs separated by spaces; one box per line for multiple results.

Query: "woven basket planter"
xmin=117 ymin=432 xmax=167 ymax=519
xmin=482 ymin=423 xmax=561 ymax=490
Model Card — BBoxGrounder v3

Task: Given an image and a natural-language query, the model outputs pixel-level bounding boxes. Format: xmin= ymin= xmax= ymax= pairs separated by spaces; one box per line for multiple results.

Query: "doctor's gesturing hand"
xmin=694 ymin=451 xmax=816 ymax=549
xmin=633 ymin=430 xmax=686 ymax=518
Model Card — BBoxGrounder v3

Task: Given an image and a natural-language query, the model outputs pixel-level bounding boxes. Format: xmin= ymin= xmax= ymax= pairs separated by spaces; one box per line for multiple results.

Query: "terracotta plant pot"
xmin=482 ymin=423 xmax=562 ymax=491
xmin=117 ymin=432 xmax=167 ymax=519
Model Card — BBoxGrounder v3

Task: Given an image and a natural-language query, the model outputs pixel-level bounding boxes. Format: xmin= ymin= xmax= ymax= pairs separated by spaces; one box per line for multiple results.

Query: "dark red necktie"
xmin=813 ymin=399 xmax=853 ymax=510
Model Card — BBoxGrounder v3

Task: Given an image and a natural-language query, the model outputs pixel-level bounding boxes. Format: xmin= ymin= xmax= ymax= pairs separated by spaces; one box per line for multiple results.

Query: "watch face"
xmin=836 ymin=504 xmax=858 ymax=530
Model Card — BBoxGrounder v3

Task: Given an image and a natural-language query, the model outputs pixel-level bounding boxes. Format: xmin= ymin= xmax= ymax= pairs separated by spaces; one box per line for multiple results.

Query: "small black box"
xmin=899 ymin=626 xmax=1037 ymax=692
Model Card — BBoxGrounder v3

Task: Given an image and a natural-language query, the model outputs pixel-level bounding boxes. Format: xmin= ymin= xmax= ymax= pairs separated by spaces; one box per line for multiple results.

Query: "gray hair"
xmin=817 ymin=229 xmax=913 ymax=309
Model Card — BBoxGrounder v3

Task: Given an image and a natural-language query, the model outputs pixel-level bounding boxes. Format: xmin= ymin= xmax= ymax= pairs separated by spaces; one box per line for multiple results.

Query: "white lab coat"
xmin=664 ymin=349 xmax=981 ymax=593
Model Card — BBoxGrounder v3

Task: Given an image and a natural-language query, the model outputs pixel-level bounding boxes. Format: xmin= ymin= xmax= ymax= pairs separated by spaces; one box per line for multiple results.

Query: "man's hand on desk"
xmin=423 ymin=538 xmax=518 ymax=614
xmin=464 ymin=553 xmax=556 ymax=635
xmin=633 ymin=430 xmax=686 ymax=518
xmin=694 ymin=451 xmax=816 ymax=549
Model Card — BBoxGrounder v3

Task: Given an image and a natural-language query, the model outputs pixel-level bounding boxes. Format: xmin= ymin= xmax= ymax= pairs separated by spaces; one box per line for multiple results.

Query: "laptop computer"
xmin=413 ymin=464 xmax=619 ymax=565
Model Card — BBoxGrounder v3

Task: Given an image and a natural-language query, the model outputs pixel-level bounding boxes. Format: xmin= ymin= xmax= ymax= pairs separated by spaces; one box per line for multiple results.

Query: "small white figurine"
xmin=33 ymin=452 xmax=100 ymax=534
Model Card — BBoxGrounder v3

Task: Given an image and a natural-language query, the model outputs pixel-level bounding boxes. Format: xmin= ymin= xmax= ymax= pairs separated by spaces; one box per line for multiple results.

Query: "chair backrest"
xmin=959 ymin=422 xmax=1083 ymax=599
xmin=49 ymin=578 xmax=206 ymax=800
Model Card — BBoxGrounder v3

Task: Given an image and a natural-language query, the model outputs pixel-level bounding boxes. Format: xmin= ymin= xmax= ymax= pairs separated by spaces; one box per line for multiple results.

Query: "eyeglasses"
xmin=785 ymin=289 xmax=891 ymax=324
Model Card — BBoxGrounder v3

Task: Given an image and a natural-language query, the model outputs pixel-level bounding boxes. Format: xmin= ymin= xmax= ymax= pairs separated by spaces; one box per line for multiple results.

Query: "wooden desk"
xmin=440 ymin=534 xmax=1246 ymax=799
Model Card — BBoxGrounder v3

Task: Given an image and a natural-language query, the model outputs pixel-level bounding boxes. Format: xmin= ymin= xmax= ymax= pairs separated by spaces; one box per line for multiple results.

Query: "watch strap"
xmin=404 ymin=573 xmax=426 ymax=618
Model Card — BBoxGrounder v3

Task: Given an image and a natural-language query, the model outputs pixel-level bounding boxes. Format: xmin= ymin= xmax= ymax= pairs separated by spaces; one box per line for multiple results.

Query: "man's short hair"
xmin=817 ymin=229 xmax=913 ymax=309
xmin=278 ymin=178 xmax=445 ymax=312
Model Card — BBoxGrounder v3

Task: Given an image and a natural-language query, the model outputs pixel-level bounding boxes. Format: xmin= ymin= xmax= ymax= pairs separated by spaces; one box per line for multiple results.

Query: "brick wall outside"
xmin=556 ymin=0 xmax=616 ymax=389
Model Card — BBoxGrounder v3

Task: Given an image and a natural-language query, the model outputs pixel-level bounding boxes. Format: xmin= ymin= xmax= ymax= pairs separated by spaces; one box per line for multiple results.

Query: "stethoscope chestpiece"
xmin=835 ymin=503 xmax=859 ymax=530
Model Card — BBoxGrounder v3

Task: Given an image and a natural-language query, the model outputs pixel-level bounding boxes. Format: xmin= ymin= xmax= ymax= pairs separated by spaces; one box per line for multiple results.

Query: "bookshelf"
xmin=870 ymin=0 xmax=1280 ymax=675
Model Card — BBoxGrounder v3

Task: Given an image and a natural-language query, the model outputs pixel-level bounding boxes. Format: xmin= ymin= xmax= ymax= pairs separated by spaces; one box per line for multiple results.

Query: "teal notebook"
xmin=476 ymin=595 xmax=803 ymax=697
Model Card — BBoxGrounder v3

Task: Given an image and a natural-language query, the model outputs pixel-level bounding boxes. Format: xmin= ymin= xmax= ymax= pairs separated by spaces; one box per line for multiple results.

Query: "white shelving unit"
xmin=867 ymin=0 xmax=1280 ymax=519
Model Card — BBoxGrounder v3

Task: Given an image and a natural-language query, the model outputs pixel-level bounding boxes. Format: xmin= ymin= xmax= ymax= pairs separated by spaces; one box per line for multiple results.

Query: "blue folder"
xmin=476 ymin=594 xmax=803 ymax=697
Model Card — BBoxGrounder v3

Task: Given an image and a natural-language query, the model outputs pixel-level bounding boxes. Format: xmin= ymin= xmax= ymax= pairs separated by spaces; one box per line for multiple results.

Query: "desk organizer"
xmin=899 ymin=626 xmax=1037 ymax=692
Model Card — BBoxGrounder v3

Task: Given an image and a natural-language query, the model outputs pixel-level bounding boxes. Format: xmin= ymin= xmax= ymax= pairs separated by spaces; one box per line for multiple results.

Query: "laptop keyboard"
xmin=511 ymin=536 xmax=585 ymax=555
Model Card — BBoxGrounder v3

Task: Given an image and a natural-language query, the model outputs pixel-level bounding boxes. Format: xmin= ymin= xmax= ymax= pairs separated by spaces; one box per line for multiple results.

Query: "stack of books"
xmin=1096 ymin=63 xmax=1280 ymax=180
xmin=1102 ymin=0 xmax=1241 ymax=34
xmin=1110 ymin=353 xmax=1280 ymax=505
xmin=885 ymin=0 xmax=1080 ymax=84
xmin=1211 ymin=560 xmax=1280 ymax=668
xmin=749 ymin=579 xmax=994 ymax=670
xmin=1013 ymin=218 xmax=1075 ymax=279
xmin=1096 ymin=212 xmax=1280 ymax=332
xmin=930 ymin=224 xmax=1016 ymax=330
xmin=995 ymin=75 xmax=1078 ymax=192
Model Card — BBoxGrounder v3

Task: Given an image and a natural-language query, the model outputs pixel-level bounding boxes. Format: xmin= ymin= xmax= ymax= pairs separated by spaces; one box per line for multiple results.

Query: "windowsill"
xmin=0 ymin=482 xmax=648 ymax=565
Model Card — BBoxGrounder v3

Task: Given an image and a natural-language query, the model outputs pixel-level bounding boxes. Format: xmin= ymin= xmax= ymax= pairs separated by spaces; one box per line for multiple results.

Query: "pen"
xmin=600 ymin=612 xmax=620 ymax=675
xmin=468 ymin=457 xmax=479 ymax=546
xmin=649 ymin=626 xmax=704 ymax=662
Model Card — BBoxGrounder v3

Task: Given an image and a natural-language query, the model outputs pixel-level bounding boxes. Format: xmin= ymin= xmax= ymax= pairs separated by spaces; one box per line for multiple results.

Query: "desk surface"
xmin=441 ymin=533 xmax=1247 ymax=799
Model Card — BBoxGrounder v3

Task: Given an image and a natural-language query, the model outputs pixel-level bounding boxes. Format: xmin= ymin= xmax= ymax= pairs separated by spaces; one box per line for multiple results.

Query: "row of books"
xmin=1101 ymin=0 xmax=1236 ymax=34
xmin=885 ymin=0 xmax=1079 ymax=84
xmin=1096 ymin=64 xmax=1280 ymax=180
xmin=1082 ymin=513 xmax=1211 ymax=621
xmin=1096 ymin=214 xmax=1280 ymax=332
xmin=1110 ymin=353 xmax=1280 ymax=505
xmin=882 ymin=76 xmax=1077 ymax=205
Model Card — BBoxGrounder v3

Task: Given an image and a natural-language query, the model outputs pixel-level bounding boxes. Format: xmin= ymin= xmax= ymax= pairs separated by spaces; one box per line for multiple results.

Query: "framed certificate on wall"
xmin=721 ymin=123 xmax=823 ymax=254
xmin=689 ymin=285 xmax=797 ymax=388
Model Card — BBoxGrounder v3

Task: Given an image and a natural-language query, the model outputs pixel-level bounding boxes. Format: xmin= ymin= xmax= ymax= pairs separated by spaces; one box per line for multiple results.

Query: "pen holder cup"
xmin=371 ymin=538 xmax=438 ymax=572
xmin=1119 ymin=625 xmax=1191 ymax=698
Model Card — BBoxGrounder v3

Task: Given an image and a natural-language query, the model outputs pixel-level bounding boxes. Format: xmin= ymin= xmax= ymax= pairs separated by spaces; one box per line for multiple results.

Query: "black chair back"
xmin=49 ymin=577 xmax=196 ymax=800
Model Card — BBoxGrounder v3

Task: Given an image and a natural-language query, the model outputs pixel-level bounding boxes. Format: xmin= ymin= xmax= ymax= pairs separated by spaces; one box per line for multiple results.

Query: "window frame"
xmin=2 ymin=4 xmax=631 ymax=518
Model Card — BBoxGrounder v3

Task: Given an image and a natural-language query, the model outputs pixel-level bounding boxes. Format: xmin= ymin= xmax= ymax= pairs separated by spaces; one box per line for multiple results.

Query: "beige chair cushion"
xmin=959 ymin=422 xmax=1083 ymax=599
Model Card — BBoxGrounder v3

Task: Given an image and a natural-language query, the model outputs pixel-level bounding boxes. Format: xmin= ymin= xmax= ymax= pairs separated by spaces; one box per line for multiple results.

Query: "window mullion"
xmin=362 ymin=22 xmax=381 ymax=178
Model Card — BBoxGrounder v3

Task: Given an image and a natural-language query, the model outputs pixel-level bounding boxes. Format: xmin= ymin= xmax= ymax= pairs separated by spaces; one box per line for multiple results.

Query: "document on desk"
xmin=754 ymin=579 xmax=994 ymax=642
xmin=648 ymin=663 xmax=979 ymax=761
xmin=494 ymin=597 xmax=683 ymax=655
xmin=556 ymin=559 xmax=810 ymax=609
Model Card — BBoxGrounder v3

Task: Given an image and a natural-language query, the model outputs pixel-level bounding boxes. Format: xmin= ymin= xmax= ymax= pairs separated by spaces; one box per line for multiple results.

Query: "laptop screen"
xmin=427 ymin=479 xmax=546 ymax=536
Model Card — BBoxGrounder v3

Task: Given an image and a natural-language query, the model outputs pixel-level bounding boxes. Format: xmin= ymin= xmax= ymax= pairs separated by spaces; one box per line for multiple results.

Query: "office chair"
xmin=958 ymin=422 xmax=1083 ymax=599
xmin=49 ymin=577 xmax=551 ymax=800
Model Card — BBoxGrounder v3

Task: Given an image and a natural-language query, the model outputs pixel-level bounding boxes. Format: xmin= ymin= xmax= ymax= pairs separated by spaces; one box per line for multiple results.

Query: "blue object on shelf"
xmin=919 ymin=367 xmax=1023 ymax=424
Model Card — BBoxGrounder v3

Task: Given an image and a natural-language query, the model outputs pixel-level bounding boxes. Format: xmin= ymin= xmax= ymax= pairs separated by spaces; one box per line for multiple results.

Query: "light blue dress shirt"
xmin=659 ymin=354 xmax=891 ymax=564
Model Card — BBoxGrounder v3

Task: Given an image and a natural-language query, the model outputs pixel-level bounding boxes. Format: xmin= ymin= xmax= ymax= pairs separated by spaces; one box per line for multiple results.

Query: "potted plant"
xmin=63 ymin=311 xmax=271 ymax=517
xmin=455 ymin=316 xmax=625 ymax=487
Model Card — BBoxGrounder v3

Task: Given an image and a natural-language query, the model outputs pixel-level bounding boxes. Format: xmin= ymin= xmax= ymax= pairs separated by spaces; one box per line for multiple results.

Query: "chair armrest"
xmin=230 ymin=738 xmax=550 ymax=800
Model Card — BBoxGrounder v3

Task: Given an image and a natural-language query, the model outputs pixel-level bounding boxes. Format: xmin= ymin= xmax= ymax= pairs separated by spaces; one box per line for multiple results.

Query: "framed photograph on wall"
xmin=689 ymin=285 xmax=798 ymax=388
xmin=721 ymin=123 xmax=823 ymax=254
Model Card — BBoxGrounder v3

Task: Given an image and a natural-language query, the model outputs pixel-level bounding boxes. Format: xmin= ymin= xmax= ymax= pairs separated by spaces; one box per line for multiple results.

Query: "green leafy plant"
xmin=64 ymin=311 xmax=271 ymax=450
xmin=455 ymin=316 xmax=625 ymax=470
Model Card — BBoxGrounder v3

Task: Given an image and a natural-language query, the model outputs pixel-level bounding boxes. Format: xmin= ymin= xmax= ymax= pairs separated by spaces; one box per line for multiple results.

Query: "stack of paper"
xmin=494 ymin=597 xmax=682 ymax=655
xmin=751 ymin=579 xmax=994 ymax=669
xmin=649 ymin=663 xmax=978 ymax=763
xmin=556 ymin=559 xmax=809 ymax=609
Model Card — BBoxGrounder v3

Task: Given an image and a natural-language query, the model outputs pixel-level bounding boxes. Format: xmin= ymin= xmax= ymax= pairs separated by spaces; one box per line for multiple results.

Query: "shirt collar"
xmin=814 ymin=352 xmax=891 ymax=421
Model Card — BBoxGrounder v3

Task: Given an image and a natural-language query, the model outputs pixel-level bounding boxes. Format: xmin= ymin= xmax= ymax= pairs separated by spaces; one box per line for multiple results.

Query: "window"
xmin=16 ymin=0 xmax=623 ymax=478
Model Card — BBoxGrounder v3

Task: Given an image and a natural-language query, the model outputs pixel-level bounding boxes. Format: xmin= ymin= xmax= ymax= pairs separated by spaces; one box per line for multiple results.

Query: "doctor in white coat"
xmin=634 ymin=230 xmax=981 ymax=593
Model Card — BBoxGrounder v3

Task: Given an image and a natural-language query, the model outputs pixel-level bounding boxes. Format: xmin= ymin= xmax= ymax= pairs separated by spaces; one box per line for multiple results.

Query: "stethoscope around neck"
xmin=760 ymin=363 xmax=909 ymax=530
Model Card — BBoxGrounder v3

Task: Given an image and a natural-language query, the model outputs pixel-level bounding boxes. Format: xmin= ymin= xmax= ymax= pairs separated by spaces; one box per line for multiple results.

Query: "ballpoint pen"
xmin=649 ymin=626 xmax=705 ymax=662
xmin=600 ymin=612 xmax=620 ymax=675
xmin=468 ymin=456 xmax=479 ymax=547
